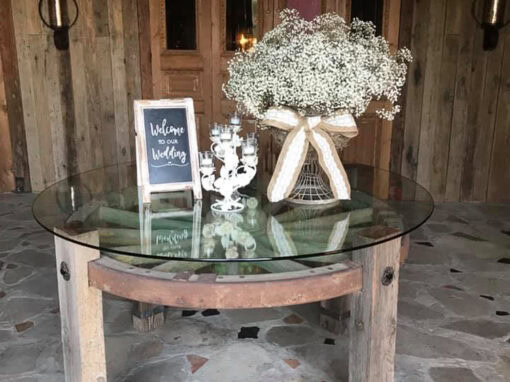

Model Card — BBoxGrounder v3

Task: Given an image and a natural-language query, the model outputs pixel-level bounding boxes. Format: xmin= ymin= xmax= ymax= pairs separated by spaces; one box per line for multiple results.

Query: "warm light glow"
xmin=237 ymin=34 xmax=257 ymax=52
xmin=239 ymin=34 xmax=249 ymax=51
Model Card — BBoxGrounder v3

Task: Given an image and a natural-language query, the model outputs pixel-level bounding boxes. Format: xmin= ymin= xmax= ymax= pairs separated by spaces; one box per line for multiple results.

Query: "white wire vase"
xmin=269 ymin=126 xmax=351 ymax=205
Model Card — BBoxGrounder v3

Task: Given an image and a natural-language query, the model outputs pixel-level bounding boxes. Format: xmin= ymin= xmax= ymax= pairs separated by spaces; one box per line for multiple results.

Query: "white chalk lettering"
xmin=151 ymin=146 xmax=187 ymax=165
xmin=150 ymin=119 xmax=185 ymax=137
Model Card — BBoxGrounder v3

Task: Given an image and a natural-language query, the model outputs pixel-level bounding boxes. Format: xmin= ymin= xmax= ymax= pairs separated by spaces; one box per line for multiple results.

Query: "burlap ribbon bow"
xmin=262 ymin=107 xmax=358 ymax=202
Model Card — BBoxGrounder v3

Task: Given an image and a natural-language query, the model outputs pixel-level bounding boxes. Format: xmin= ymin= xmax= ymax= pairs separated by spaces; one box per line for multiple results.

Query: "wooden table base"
xmin=54 ymin=226 xmax=402 ymax=382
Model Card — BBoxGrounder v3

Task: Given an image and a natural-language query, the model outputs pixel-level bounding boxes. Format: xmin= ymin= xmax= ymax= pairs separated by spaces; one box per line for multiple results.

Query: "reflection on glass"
xmin=226 ymin=0 xmax=258 ymax=51
xmin=166 ymin=0 xmax=197 ymax=50
xmin=351 ymin=0 xmax=384 ymax=36
xmin=32 ymin=163 xmax=434 ymax=263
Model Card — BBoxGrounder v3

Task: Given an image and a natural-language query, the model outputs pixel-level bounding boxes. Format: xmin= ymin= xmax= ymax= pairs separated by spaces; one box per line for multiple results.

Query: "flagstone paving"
xmin=0 ymin=193 xmax=509 ymax=381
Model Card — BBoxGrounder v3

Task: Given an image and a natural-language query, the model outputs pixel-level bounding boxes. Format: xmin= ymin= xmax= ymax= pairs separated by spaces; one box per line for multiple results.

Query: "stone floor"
xmin=0 ymin=193 xmax=509 ymax=381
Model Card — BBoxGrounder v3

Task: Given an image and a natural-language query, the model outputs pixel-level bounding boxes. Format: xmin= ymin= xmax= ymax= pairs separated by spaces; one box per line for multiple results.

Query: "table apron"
xmin=88 ymin=257 xmax=362 ymax=309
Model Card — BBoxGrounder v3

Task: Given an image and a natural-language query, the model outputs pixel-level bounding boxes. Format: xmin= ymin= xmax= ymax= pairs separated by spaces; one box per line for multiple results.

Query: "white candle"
xmin=210 ymin=126 xmax=220 ymax=137
xmin=243 ymin=145 xmax=255 ymax=155
xmin=220 ymin=127 xmax=232 ymax=141
xmin=201 ymin=157 xmax=213 ymax=166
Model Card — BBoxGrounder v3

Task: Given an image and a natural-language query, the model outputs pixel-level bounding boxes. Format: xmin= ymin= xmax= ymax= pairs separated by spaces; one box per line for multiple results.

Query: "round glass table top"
xmin=33 ymin=163 xmax=433 ymax=263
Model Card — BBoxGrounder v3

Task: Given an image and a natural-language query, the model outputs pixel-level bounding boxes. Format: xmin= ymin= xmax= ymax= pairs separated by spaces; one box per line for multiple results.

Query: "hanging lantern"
xmin=472 ymin=0 xmax=510 ymax=51
xmin=38 ymin=0 xmax=79 ymax=51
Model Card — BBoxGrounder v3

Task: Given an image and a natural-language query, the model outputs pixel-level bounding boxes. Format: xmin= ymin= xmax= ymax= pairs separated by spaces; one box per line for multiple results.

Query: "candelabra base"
xmin=211 ymin=199 xmax=245 ymax=213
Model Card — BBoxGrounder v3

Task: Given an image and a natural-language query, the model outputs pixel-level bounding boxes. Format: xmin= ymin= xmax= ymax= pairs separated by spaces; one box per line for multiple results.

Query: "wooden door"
xmin=147 ymin=0 xmax=213 ymax=149
xmin=211 ymin=0 xmax=283 ymax=171
xmin=146 ymin=0 xmax=282 ymax=157
xmin=145 ymin=0 xmax=401 ymax=168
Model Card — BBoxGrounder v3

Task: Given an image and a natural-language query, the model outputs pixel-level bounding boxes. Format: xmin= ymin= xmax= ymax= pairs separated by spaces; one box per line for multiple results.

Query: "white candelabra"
xmin=199 ymin=114 xmax=258 ymax=213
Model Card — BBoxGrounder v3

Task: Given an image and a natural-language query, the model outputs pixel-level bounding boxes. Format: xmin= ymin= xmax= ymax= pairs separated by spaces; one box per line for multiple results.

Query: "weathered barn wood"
xmin=0 ymin=0 xmax=30 ymax=192
xmin=9 ymin=0 xmax=141 ymax=191
xmin=394 ymin=0 xmax=510 ymax=202
xmin=0 ymin=54 xmax=15 ymax=192
xmin=2 ymin=0 xmax=509 ymax=201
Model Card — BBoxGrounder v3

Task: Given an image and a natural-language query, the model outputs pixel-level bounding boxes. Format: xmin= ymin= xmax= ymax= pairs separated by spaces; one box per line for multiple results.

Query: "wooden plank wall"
xmin=9 ymin=0 xmax=141 ymax=191
xmin=4 ymin=0 xmax=510 ymax=202
xmin=0 ymin=54 xmax=15 ymax=192
xmin=0 ymin=0 xmax=30 ymax=192
xmin=392 ymin=0 xmax=510 ymax=202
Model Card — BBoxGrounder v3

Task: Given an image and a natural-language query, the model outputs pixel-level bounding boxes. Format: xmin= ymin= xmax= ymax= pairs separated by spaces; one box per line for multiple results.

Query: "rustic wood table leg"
xmin=54 ymin=230 xmax=107 ymax=382
xmin=321 ymin=234 xmax=408 ymax=335
xmin=320 ymin=296 xmax=351 ymax=334
xmin=132 ymin=302 xmax=165 ymax=332
xmin=349 ymin=227 xmax=402 ymax=382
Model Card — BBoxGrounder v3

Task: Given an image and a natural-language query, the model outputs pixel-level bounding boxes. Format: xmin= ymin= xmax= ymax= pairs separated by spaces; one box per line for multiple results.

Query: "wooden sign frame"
xmin=134 ymin=98 xmax=202 ymax=204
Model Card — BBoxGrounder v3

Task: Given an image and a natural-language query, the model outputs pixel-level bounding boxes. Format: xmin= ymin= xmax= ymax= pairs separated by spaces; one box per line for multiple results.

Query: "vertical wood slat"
xmin=464 ymin=37 xmax=505 ymax=201
xmin=487 ymin=29 xmax=510 ymax=202
xmin=0 ymin=53 xmax=15 ymax=192
xmin=137 ymin=0 xmax=154 ymax=99
xmin=108 ymin=0 xmax=132 ymax=164
xmin=415 ymin=0 xmax=447 ymax=192
xmin=400 ymin=0 xmax=429 ymax=184
xmin=149 ymin=0 xmax=162 ymax=99
xmin=390 ymin=0 xmax=415 ymax=176
xmin=81 ymin=0 xmax=104 ymax=171
xmin=396 ymin=0 xmax=510 ymax=202
xmin=45 ymin=42 xmax=68 ymax=181
xmin=13 ymin=34 xmax=43 ymax=190
xmin=0 ymin=0 xmax=31 ymax=191
xmin=444 ymin=0 xmax=476 ymax=201
xmin=429 ymin=33 xmax=458 ymax=200
xmin=68 ymin=38 xmax=92 ymax=175
xmin=122 ymin=0 xmax=142 ymax=160
xmin=31 ymin=35 xmax=57 ymax=187
xmin=96 ymin=37 xmax=118 ymax=168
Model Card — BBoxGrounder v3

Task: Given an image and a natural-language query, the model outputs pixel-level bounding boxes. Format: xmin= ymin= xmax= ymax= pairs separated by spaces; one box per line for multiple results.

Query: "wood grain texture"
xmin=390 ymin=0 xmax=414 ymax=176
xmin=394 ymin=0 xmax=510 ymax=202
xmin=89 ymin=256 xmax=362 ymax=309
xmin=429 ymin=34 xmax=458 ymax=200
xmin=415 ymin=0 xmax=446 ymax=192
xmin=349 ymin=228 xmax=401 ymax=382
xmin=4 ymin=0 xmax=508 ymax=200
xmin=0 ymin=54 xmax=15 ymax=192
xmin=7 ymin=0 xmax=141 ymax=191
xmin=137 ymin=0 xmax=153 ymax=99
xmin=487 ymin=28 xmax=510 ymax=202
xmin=444 ymin=0 xmax=475 ymax=201
xmin=54 ymin=230 xmax=106 ymax=382
xmin=0 ymin=0 xmax=30 ymax=191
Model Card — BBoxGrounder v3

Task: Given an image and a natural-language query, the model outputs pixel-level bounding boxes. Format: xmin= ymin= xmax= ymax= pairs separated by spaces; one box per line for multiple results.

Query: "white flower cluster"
xmin=223 ymin=9 xmax=412 ymax=120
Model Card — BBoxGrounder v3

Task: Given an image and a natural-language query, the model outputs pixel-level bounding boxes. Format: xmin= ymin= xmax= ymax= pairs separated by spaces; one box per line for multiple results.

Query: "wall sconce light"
xmin=38 ymin=0 xmax=79 ymax=51
xmin=472 ymin=0 xmax=509 ymax=51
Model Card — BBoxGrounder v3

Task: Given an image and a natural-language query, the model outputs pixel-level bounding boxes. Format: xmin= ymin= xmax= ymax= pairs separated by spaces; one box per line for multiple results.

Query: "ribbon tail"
xmin=326 ymin=213 xmax=350 ymax=252
xmin=267 ymin=127 xmax=309 ymax=202
xmin=267 ymin=216 xmax=297 ymax=256
xmin=308 ymin=128 xmax=351 ymax=200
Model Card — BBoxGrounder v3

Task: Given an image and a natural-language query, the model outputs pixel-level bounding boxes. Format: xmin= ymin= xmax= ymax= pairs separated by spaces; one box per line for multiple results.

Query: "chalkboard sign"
xmin=134 ymin=98 xmax=202 ymax=203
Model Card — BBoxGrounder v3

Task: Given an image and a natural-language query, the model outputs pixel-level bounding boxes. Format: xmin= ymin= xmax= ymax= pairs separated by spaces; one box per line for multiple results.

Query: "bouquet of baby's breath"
xmin=223 ymin=9 xmax=412 ymax=121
